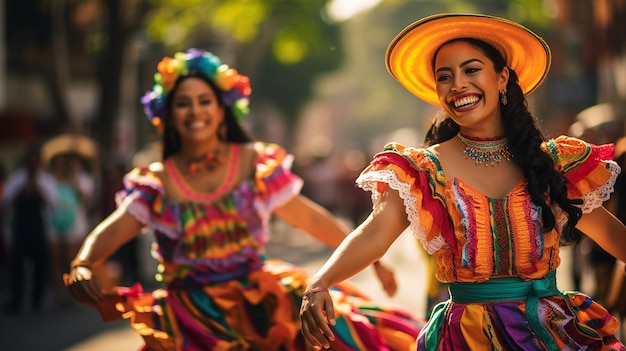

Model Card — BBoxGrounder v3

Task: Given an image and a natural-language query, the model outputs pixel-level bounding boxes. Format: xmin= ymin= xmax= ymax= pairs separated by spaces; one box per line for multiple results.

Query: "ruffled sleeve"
xmin=115 ymin=165 xmax=180 ymax=238
xmin=356 ymin=142 xmax=454 ymax=254
xmin=543 ymin=135 xmax=620 ymax=213
xmin=252 ymin=142 xmax=303 ymax=217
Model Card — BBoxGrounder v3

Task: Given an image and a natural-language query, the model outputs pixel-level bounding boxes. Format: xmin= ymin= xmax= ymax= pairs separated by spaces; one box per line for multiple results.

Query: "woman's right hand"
xmin=65 ymin=265 xmax=104 ymax=305
xmin=300 ymin=288 xmax=336 ymax=350
xmin=372 ymin=260 xmax=398 ymax=297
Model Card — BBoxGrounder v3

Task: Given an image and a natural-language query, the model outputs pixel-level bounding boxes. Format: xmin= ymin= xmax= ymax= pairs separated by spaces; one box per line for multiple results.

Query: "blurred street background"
xmin=1 ymin=0 xmax=626 ymax=350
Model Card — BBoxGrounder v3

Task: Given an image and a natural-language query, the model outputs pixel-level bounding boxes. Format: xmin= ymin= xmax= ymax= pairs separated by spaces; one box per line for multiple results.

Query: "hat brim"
xmin=386 ymin=13 xmax=551 ymax=106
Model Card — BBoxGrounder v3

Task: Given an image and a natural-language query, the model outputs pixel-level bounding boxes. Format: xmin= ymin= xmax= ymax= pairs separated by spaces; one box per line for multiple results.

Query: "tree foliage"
xmin=5 ymin=0 xmax=342 ymax=156
xmin=144 ymin=0 xmax=344 ymax=121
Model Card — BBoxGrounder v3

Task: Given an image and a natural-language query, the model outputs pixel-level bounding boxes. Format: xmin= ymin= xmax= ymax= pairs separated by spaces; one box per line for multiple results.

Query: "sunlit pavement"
xmin=0 ymin=222 xmax=595 ymax=351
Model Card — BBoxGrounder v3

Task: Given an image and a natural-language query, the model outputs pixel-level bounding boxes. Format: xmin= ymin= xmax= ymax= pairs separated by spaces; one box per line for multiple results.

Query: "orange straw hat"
xmin=386 ymin=13 xmax=551 ymax=106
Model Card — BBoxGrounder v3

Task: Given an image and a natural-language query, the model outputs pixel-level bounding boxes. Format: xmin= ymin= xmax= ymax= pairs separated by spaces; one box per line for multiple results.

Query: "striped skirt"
xmin=92 ymin=259 xmax=424 ymax=351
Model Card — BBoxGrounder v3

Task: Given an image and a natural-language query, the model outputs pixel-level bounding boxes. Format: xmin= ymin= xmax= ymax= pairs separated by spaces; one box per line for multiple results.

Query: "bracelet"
xmin=302 ymin=287 xmax=328 ymax=297
xmin=70 ymin=258 xmax=91 ymax=270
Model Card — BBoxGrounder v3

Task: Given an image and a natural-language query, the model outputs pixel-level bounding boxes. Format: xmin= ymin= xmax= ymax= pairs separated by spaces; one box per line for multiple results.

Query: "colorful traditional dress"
xmin=357 ymin=136 xmax=625 ymax=350
xmin=95 ymin=142 xmax=422 ymax=351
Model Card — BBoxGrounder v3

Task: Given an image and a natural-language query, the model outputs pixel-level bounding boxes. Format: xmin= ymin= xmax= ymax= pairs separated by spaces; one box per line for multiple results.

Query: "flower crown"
xmin=140 ymin=48 xmax=252 ymax=131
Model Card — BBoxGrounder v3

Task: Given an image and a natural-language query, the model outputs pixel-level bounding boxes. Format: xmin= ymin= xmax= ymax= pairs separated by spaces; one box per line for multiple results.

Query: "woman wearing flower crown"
xmin=64 ymin=48 xmax=423 ymax=350
xmin=300 ymin=14 xmax=626 ymax=350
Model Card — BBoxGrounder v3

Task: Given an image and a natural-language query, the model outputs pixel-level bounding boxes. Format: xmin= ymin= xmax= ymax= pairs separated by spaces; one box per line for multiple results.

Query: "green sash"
xmin=424 ymin=270 xmax=560 ymax=350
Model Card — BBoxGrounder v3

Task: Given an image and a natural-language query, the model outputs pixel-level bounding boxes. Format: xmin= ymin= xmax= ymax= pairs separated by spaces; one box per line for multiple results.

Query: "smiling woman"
xmin=300 ymin=14 xmax=626 ymax=351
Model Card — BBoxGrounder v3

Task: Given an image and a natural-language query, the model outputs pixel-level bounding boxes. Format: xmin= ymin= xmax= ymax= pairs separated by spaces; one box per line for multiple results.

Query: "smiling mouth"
xmin=453 ymin=95 xmax=481 ymax=109
xmin=187 ymin=120 xmax=208 ymax=129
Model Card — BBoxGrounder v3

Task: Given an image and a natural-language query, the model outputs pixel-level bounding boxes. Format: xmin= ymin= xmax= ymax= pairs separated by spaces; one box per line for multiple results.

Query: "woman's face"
xmin=433 ymin=41 xmax=509 ymax=132
xmin=170 ymin=77 xmax=225 ymax=144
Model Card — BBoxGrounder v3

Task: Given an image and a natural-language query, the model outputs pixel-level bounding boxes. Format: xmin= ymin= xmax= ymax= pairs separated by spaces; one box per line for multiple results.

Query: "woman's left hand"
xmin=300 ymin=288 xmax=336 ymax=350
xmin=65 ymin=265 xmax=104 ymax=305
xmin=372 ymin=261 xmax=398 ymax=297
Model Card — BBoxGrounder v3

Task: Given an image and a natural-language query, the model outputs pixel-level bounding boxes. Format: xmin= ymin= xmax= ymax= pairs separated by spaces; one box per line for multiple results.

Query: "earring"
xmin=499 ymin=90 xmax=508 ymax=105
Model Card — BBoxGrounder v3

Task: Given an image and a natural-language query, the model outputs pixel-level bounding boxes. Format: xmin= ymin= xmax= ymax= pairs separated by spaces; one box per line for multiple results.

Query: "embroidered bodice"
xmin=115 ymin=142 xmax=303 ymax=288
xmin=357 ymin=136 xmax=620 ymax=283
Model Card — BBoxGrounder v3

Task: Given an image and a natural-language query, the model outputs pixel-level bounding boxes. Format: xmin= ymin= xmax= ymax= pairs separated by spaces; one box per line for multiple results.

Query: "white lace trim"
xmin=579 ymin=160 xmax=620 ymax=213
xmin=119 ymin=192 xmax=180 ymax=239
xmin=553 ymin=160 xmax=620 ymax=234
xmin=253 ymin=177 xmax=303 ymax=245
xmin=357 ymin=169 xmax=447 ymax=254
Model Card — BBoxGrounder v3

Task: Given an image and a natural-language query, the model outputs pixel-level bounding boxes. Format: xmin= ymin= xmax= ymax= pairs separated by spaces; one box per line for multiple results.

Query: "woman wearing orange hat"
xmin=64 ymin=48 xmax=424 ymax=350
xmin=300 ymin=14 xmax=626 ymax=350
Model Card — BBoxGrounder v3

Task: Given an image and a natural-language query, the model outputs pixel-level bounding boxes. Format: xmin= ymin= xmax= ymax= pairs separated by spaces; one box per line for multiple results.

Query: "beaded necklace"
xmin=186 ymin=150 xmax=221 ymax=177
xmin=457 ymin=133 xmax=512 ymax=166
xmin=166 ymin=144 xmax=240 ymax=203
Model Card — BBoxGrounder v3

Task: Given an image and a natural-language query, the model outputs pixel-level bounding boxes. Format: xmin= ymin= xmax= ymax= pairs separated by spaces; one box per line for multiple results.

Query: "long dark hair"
xmin=424 ymin=38 xmax=583 ymax=245
xmin=161 ymin=72 xmax=254 ymax=160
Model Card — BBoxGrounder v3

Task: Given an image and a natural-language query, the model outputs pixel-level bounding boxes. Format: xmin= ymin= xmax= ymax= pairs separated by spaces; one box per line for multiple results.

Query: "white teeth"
xmin=454 ymin=96 xmax=479 ymax=108
xmin=189 ymin=121 xmax=206 ymax=129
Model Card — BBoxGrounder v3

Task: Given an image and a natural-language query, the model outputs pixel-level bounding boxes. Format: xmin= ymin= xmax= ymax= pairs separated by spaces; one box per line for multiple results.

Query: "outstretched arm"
xmin=576 ymin=205 xmax=626 ymax=263
xmin=273 ymin=194 xmax=351 ymax=248
xmin=298 ymin=188 xmax=409 ymax=349
xmin=65 ymin=206 xmax=144 ymax=304
xmin=274 ymin=194 xmax=399 ymax=297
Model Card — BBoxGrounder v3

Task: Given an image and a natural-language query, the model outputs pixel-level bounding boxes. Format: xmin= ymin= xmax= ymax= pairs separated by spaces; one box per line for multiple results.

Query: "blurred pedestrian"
xmin=65 ymin=48 xmax=423 ymax=350
xmin=300 ymin=13 xmax=626 ymax=350
xmin=566 ymin=119 xmax=622 ymax=299
xmin=2 ymin=143 xmax=56 ymax=314
xmin=48 ymin=152 xmax=94 ymax=305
